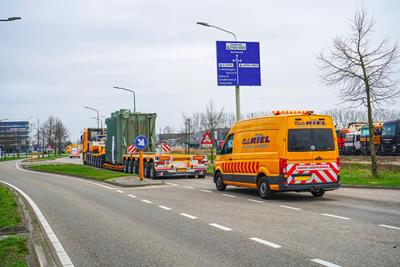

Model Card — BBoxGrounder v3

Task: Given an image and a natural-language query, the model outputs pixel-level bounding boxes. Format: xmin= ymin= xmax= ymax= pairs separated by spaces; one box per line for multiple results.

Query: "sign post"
xmin=216 ymin=41 xmax=261 ymax=121
xmin=135 ymin=135 xmax=148 ymax=181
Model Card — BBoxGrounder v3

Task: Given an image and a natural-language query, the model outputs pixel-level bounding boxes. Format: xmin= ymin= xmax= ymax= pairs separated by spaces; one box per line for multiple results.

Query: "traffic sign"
xmin=135 ymin=135 xmax=148 ymax=150
xmin=201 ymin=131 xmax=213 ymax=147
xmin=216 ymin=41 xmax=261 ymax=86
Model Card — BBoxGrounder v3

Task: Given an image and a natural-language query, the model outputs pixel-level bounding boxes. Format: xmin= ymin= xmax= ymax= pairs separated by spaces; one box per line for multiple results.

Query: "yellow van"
xmin=214 ymin=110 xmax=340 ymax=199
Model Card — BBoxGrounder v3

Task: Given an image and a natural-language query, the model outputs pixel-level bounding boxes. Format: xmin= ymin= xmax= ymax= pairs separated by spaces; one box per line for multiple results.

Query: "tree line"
xmin=33 ymin=116 xmax=69 ymax=157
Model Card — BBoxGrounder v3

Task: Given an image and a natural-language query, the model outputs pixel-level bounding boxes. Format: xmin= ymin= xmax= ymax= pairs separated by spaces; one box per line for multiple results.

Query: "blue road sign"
xmin=135 ymin=135 xmax=148 ymax=150
xmin=216 ymin=41 xmax=261 ymax=86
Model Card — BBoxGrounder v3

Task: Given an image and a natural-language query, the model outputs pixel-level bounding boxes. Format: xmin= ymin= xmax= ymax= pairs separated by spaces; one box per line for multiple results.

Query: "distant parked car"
xmin=344 ymin=132 xmax=361 ymax=155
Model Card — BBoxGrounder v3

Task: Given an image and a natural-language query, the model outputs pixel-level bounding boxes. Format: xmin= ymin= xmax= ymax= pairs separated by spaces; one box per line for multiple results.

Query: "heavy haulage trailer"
xmin=82 ymin=109 xmax=208 ymax=178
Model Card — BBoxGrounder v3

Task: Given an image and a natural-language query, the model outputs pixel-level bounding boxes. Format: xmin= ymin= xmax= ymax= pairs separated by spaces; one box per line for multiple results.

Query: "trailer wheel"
xmin=128 ymin=160 xmax=134 ymax=174
xmin=149 ymin=165 xmax=156 ymax=179
xmin=144 ymin=162 xmax=150 ymax=178
xmin=123 ymin=160 xmax=128 ymax=173
xmin=133 ymin=160 xmax=139 ymax=174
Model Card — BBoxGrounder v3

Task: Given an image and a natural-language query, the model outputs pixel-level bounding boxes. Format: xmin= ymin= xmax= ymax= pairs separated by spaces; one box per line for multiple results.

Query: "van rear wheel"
xmin=215 ymin=173 xmax=226 ymax=191
xmin=257 ymin=176 xmax=272 ymax=199
xmin=311 ymin=189 xmax=325 ymax=197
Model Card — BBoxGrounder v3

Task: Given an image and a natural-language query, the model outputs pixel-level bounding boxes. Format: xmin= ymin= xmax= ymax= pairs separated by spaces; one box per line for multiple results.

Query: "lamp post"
xmin=0 ymin=17 xmax=21 ymax=22
xmin=84 ymin=106 xmax=99 ymax=129
xmin=114 ymin=86 xmax=136 ymax=113
xmin=196 ymin=21 xmax=241 ymax=121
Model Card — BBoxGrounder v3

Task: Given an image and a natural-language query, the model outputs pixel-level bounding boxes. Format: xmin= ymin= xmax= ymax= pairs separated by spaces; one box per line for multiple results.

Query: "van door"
xmin=286 ymin=116 xmax=338 ymax=185
xmin=219 ymin=134 xmax=235 ymax=180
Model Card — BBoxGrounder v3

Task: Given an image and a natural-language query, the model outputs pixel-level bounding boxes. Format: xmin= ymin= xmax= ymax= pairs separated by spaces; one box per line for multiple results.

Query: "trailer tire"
xmin=133 ymin=160 xmax=139 ymax=174
xmin=128 ymin=160 xmax=134 ymax=174
xmin=123 ymin=160 xmax=128 ymax=173
xmin=144 ymin=162 xmax=150 ymax=178
xmin=149 ymin=165 xmax=156 ymax=179
xmin=198 ymin=175 xmax=206 ymax=178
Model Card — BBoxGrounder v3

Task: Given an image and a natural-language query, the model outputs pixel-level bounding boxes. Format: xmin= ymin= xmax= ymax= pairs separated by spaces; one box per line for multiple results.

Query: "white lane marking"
xmin=379 ymin=224 xmax=400 ymax=230
xmin=280 ymin=205 xmax=301 ymax=211
xmin=0 ymin=180 xmax=74 ymax=267
xmin=141 ymin=199 xmax=153 ymax=204
xmin=221 ymin=193 xmax=236 ymax=198
xmin=180 ymin=213 xmax=198 ymax=219
xmin=250 ymin=237 xmax=282 ymax=249
xmin=311 ymin=258 xmax=342 ymax=267
xmin=247 ymin=199 xmax=263 ymax=203
xmin=183 ymin=186 xmax=194 ymax=189
xmin=116 ymin=190 xmax=124 ymax=193
xmin=166 ymin=182 xmax=178 ymax=186
xmin=16 ymin=162 xmax=116 ymax=189
xmin=209 ymin=223 xmax=232 ymax=231
xmin=128 ymin=194 xmax=137 ymax=198
xmin=321 ymin=213 xmax=350 ymax=220
xmin=158 ymin=205 xmax=172 ymax=211
xmin=200 ymin=189 xmax=212 ymax=193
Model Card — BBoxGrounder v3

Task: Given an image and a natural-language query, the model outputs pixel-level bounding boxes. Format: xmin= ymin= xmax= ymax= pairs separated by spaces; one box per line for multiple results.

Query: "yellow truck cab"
xmin=214 ymin=110 xmax=340 ymax=199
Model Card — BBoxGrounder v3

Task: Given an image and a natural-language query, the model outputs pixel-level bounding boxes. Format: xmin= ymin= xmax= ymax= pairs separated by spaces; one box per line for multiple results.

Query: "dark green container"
xmin=105 ymin=109 xmax=157 ymax=165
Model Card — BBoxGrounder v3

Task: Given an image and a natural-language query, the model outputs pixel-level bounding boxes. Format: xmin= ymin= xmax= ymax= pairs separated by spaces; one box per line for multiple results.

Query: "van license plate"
xmin=296 ymin=176 xmax=310 ymax=181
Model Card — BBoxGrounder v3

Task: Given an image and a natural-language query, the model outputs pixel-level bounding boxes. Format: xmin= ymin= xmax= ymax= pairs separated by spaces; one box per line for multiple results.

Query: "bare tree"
xmin=318 ymin=8 xmax=399 ymax=176
xmin=54 ymin=118 xmax=69 ymax=155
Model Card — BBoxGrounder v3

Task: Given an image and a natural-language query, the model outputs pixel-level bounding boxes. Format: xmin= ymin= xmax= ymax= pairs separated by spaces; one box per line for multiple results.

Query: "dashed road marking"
xmin=280 ymin=205 xmax=301 ymax=211
xmin=166 ymin=182 xmax=178 ymax=186
xmin=116 ymin=190 xmax=124 ymax=193
xmin=200 ymin=189 xmax=212 ymax=193
xmin=128 ymin=194 xmax=137 ymax=198
xmin=158 ymin=205 xmax=172 ymax=211
xmin=183 ymin=186 xmax=194 ymax=189
xmin=379 ymin=224 xmax=400 ymax=230
xmin=180 ymin=213 xmax=198 ymax=219
xmin=311 ymin=258 xmax=342 ymax=267
xmin=321 ymin=213 xmax=350 ymax=220
xmin=141 ymin=199 xmax=153 ymax=204
xmin=209 ymin=223 xmax=232 ymax=231
xmin=221 ymin=194 xmax=236 ymax=198
xmin=247 ymin=199 xmax=263 ymax=203
xmin=250 ymin=237 xmax=282 ymax=248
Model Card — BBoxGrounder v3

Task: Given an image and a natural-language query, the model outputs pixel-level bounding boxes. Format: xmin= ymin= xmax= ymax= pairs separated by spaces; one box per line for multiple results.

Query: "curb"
xmin=341 ymin=184 xmax=400 ymax=190
xmin=0 ymin=180 xmax=71 ymax=267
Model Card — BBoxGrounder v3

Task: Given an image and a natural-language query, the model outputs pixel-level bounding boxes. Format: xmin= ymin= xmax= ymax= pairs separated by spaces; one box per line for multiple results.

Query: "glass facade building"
xmin=0 ymin=121 xmax=30 ymax=154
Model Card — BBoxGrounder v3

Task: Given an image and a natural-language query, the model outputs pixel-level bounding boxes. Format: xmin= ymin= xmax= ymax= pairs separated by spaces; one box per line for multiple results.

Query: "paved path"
xmin=1 ymin=160 xmax=399 ymax=266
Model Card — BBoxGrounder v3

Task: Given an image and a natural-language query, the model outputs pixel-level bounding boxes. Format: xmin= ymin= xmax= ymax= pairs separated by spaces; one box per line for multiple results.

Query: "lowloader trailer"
xmin=82 ymin=109 xmax=208 ymax=178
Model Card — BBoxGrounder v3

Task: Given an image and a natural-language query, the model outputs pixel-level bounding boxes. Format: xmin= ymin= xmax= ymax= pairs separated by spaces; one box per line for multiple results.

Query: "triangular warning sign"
xmin=201 ymin=131 xmax=213 ymax=145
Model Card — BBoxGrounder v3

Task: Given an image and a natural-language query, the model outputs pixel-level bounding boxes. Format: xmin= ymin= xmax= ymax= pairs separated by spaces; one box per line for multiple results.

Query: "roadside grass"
xmin=29 ymin=163 xmax=130 ymax=181
xmin=0 ymin=185 xmax=21 ymax=229
xmin=341 ymin=163 xmax=400 ymax=187
xmin=0 ymin=235 xmax=28 ymax=267
xmin=0 ymin=156 xmax=28 ymax=162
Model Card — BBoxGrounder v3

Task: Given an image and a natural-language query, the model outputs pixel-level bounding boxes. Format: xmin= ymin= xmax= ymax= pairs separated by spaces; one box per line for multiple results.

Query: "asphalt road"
xmin=1 ymin=159 xmax=399 ymax=266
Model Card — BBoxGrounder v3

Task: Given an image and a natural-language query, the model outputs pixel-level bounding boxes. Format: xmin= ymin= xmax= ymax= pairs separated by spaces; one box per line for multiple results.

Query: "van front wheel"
xmin=215 ymin=173 xmax=226 ymax=191
xmin=257 ymin=176 xmax=272 ymax=199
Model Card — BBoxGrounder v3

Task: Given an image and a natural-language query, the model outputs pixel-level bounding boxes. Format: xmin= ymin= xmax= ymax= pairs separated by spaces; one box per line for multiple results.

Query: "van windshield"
xmin=288 ymin=129 xmax=334 ymax=152
xmin=382 ymin=122 xmax=397 ymax=137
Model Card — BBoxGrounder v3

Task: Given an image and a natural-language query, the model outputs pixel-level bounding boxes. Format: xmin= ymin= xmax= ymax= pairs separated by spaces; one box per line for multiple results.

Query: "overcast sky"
xmin=1 ymin=0 xmax=399 ymax=141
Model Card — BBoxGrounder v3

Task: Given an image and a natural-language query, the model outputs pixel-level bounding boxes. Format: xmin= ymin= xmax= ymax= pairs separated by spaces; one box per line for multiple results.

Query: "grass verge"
xmin=0 ymin=185 xmax=21 ymax=229
xmin=341 ymin=163 xmax=400 ymax=187
xmin=0 ymin=235 xmax=28 ymax=267
xmin=23 ymin=153 xmax=69 ymax=162
xmin=29 ymin=163 xmax=130 ymax=181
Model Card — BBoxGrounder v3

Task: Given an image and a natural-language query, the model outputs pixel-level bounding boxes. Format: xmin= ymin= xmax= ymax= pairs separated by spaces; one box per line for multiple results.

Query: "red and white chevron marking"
xmin=127 ymin=144 xmax=136 ymax=154
xmin=162 ymin=143 xmax=171 ymax=153
xmin=286 ymin=162 xmax=339 ymax=184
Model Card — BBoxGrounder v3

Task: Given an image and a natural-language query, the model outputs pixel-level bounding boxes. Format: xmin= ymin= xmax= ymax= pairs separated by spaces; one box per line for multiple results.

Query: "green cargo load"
xmin=105 ymin=109 xmax=157 ymax=165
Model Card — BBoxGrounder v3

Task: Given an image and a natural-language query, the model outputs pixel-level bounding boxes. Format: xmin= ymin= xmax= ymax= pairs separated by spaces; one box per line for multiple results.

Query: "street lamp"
xmin=113 ymin=86 xmax=136 ymax=113
xmin=196 ymin=21 xmax=241 ymax=121
xmin=0 ymin=17 xmax=21 ymax=22
xmin=84 ymin=106 xmax=99 ymax=129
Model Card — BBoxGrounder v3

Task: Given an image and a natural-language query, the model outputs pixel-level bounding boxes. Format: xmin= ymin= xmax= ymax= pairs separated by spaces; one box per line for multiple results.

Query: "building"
xmin=0 ymin=121 xmax=30 ymax=154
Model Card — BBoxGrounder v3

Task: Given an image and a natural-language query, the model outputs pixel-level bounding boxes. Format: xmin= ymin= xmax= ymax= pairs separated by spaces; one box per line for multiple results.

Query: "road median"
xmin=22 ymin=162 xmax=164 ymax=187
